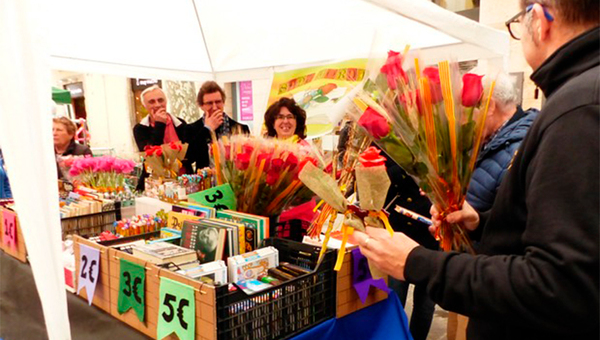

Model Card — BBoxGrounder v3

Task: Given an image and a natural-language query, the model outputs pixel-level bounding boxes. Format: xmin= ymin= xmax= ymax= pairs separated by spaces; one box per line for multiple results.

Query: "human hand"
xmin=352 ymin=227 xmax=419 ymax=281
xmin=429 ymin=201 xmax=479 ymax=237
xmin=205 ymin=110 xmax=224 ymax=131
xmin=153 ymin=108 xmax=168 ymax=124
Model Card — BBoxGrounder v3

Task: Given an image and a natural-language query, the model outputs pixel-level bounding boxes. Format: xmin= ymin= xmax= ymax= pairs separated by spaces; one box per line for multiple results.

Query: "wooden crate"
xmin=159 ymin=269 xmax=217 ymax=340
xmin=108 ymin=247 xmax=160 ymax=338
xmin=73 ymin=235 xmax=111 ymax=313
xmin=0 ymin=207 xmax=27 ymax=263
xmin=336 ymin=250 xmax=388 ymax=318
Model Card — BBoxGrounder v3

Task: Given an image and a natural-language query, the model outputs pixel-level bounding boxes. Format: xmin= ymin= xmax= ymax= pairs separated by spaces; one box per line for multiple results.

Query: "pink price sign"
xmin=2 ymin=209 xmax=17 ymax=253
xmin=239 ymin=81 xmax=253 ymax=121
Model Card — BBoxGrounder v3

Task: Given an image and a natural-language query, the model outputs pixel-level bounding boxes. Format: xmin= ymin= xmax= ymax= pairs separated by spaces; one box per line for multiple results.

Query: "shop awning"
xmin=51 ymin=87 xmax=71 ymax=104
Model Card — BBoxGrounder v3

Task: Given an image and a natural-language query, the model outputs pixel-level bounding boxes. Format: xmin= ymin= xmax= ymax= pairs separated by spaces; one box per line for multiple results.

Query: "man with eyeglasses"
xmin=188 ymin=81 xmax=250 ymax=168
xmin=353 ymin=1 xmax=599 ymax=339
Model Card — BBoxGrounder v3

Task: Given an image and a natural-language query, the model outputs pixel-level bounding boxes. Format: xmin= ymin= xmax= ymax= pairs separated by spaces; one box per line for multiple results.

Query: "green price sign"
xmin=117 ymin=259 xmax=145 ymax=322
xmin=188 ymin=183 xmax=236 ymax=211
xmin=157 ymin=277 xmax=195 ymax=340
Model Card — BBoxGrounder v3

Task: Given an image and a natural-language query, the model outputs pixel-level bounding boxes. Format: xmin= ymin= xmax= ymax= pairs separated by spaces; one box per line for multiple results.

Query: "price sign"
xmin=77 ymin=244 xmax=101 ymax=305
xmin=117 ymin=259 xmax=145 ymax=321
xmin=351 ymin=248 xmax=389 ymax=304
xmin=188 ymin=184 xmax=236 ymax=211
xmin=2 ymin=209 xmax=17 ymax=253
xmin=157 ymin=277 xmax=195 ymax=340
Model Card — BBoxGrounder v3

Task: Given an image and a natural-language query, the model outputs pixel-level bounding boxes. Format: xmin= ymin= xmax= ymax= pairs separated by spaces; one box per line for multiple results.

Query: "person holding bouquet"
xmin=353 ymin=1 xmax=599 ymax=340
xmin=133 ymin=85 xmax=193 ymax=174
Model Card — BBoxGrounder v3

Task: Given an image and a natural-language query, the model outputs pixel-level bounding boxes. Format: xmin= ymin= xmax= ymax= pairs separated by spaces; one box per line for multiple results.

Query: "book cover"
xmin=181 ymin=221 xmax=228 ymax=263
xmin=132 ymin=242 xmax=197 ymax=265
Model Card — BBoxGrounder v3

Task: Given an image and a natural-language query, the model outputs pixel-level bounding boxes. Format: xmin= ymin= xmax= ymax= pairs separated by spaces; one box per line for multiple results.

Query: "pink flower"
xmin=461 ymin=73 xmax=484 ymax=107
xmin=358 ymin=107 xmax=390 ymax=140
xmin=380 ymin=50 xmax=407 ymax=90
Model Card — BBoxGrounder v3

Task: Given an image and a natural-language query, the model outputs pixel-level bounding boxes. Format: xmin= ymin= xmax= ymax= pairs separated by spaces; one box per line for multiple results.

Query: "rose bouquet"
xmin=68 ymin=156 xmax=136 ymax=192
xmin=350 ymin=50 xmax=495 ymax=252
xmin=211 ymin=135 xmax=321 ymax=217
xmin=143 ymin=141 xmax=188 ymax=179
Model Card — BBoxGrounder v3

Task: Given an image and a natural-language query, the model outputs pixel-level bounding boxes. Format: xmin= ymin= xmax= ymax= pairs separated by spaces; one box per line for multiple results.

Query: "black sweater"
xmin=405 ymin=27 xmax=599 ymax=340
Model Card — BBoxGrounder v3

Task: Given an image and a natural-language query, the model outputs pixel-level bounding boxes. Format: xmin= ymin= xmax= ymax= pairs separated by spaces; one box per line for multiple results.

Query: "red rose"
xmin=359 ymin=146 xmax=386 ymax=167
xmin=461 ymin=73 xmax=484 ymax=107
xmin=155 ymin=148 xmax=163 ymax=157
xmin=242 ymin=143 xmax=254 ymax=155
xmin=266 ymin=170 xmax=280 ymax=186
xmin=235 ymin=152 xmax=250 ymax=170
xmin=257 ymin=152 xmax=272 ymax=172
xmin=422 ymin=66 xmax=443 ymax=104
xmin=299 ymin=157 xmax=317 ymax=171
xmin=270 ymin=158 xmax=284 ymax=172
xmin=285 ymin=153 xmax=299 ymax=171
xmin=358 ymin=107 xmax=390 ymax=140
xmin=380 ymin=50 xmax=407 ymax=90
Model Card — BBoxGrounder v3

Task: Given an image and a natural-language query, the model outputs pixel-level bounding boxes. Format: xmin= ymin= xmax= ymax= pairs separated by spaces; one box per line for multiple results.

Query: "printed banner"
xmin=157 ymin=277 xmax=195 ymax=340
xmin=188 ymin=183 xmax=236 ymax=211
xmin=76 ymin=244 xmax=101 ymax=305
xmin=239 ymin=81 xmax=254 ymax=121
xmin=2 ymin=208 xmax=17 ymax=253
xmin=351 ymin=248 xmax=389 ymax=304
xmin=117 ymin=259 xmax=146 ymax=321
xmin=268 ymin=59 xmax=367 ymax=137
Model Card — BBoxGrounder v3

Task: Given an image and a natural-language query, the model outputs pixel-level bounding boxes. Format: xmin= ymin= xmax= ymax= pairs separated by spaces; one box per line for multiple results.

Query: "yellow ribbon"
xmin=334 ymin=223 xmax=354 ymax=271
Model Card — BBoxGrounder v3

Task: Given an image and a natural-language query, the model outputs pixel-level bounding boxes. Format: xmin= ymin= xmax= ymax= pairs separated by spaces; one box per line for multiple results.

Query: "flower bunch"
xmin=143 ymin=141 xmax=188 ymax=179
xmin=68 ymin=156 xmax=136 ymax=192
xmin=211 ymin=135 xmax=321 ymax=216
xmin=350 ymin=50 xmax=495 ymax=252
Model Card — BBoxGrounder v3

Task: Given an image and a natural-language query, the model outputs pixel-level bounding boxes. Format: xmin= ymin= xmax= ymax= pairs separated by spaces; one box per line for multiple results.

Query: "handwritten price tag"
xmin=188 ymin=184 xmax=236 ymax=211
xmin=117 ymin=259 xmax=145 ymax=322
xmin=77 ymin=244 xmax=100 ymax=305
xmin=2 ymin=209 xmax=17 ymax=253
xmin=157 ymin=277 xmax=195 ymax=340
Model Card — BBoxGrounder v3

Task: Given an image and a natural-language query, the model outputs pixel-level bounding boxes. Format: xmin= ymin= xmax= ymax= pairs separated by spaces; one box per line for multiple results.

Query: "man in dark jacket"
xmin=466 ymin=73 xmax=539 ymax=212
xmin=133 ymin=85 xmax=194 ymax=173
xmin=189 ymin=81 xmax=250 ymax=169
xmin=353 ymin=1 xmax=599 ymax=339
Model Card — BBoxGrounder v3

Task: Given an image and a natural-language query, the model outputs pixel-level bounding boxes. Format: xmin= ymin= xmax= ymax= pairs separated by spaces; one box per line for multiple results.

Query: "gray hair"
xmin=140 ymin=85 xmax=164 ymax=107
xmin=491 ymin=73 xmax=519 ymax=110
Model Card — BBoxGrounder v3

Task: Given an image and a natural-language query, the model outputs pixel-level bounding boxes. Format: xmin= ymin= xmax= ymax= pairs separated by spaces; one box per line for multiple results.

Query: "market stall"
xmin=0 ymin=1 xmax=510 ymax=340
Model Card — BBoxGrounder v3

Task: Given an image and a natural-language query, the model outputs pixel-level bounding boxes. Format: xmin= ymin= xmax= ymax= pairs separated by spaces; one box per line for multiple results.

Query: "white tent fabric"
xmin=0 ymin=1 xmax=72 ymax=339
xmin=49 ymin=0 xmax=509 ymax=82
xmin=0 ymin=0 xmax=509 ymax=339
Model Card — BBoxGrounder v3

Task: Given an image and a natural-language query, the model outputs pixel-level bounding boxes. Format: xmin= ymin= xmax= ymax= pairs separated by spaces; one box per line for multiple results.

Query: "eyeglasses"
xmin=203 ymin=99 xmax=223 ymax=107
xmin=505 ymin=4 xmax=554 ymax=40
xmin=276 ymin=114 xmax=296 ymax=121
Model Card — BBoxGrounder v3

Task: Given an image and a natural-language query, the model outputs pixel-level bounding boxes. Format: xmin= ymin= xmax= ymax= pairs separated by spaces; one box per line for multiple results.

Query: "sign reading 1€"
xmin=188 ymin=184 xmax=236 ymax=211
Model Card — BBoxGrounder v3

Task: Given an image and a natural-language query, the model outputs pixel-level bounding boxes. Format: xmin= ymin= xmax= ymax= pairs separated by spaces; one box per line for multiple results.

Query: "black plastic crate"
xmin=215 ymin=237 xmax=336 ymax=340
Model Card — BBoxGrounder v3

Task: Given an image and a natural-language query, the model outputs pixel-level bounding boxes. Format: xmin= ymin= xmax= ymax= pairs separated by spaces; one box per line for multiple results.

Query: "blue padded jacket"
xmin=466 ymin=107 xmax=539 ymax=211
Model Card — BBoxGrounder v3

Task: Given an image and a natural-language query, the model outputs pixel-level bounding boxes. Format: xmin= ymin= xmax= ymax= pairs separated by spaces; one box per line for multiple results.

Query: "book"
xmin=216 ymin=210 xmax=268 ymax=252
xmin=167 ymin=211 xmax=202 ymax=230
xmin=175 ymin=202 xmax=216 ymax=218
xmin=174 ymin=260 xmax=228 ymax=285
xmin=132 ymin=241 xmax=197 ymax=265
xmin=227 ymin=246 xmax=279 ymax=283
xmin=181 ymin=221 xmax=228 ymax=263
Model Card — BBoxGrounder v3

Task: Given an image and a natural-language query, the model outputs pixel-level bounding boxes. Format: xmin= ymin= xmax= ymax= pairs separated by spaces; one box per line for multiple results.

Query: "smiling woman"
xmin=263 ymin=97 xmax=307 ymax=141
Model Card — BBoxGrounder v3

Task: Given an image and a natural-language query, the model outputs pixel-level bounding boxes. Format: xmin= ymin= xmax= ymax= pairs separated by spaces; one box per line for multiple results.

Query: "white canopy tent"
xmin=0 ymin=1 xmax=509 ymax=339
xmin=49 ymin=0 xmax=509 ymax=82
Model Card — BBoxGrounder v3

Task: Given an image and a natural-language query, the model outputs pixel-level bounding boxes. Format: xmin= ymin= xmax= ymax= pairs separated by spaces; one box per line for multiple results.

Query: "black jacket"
xmin=405 ymin=27 xmax=599 ymax=340
xmin=188 ymin=115 xmax=250 ymax=169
